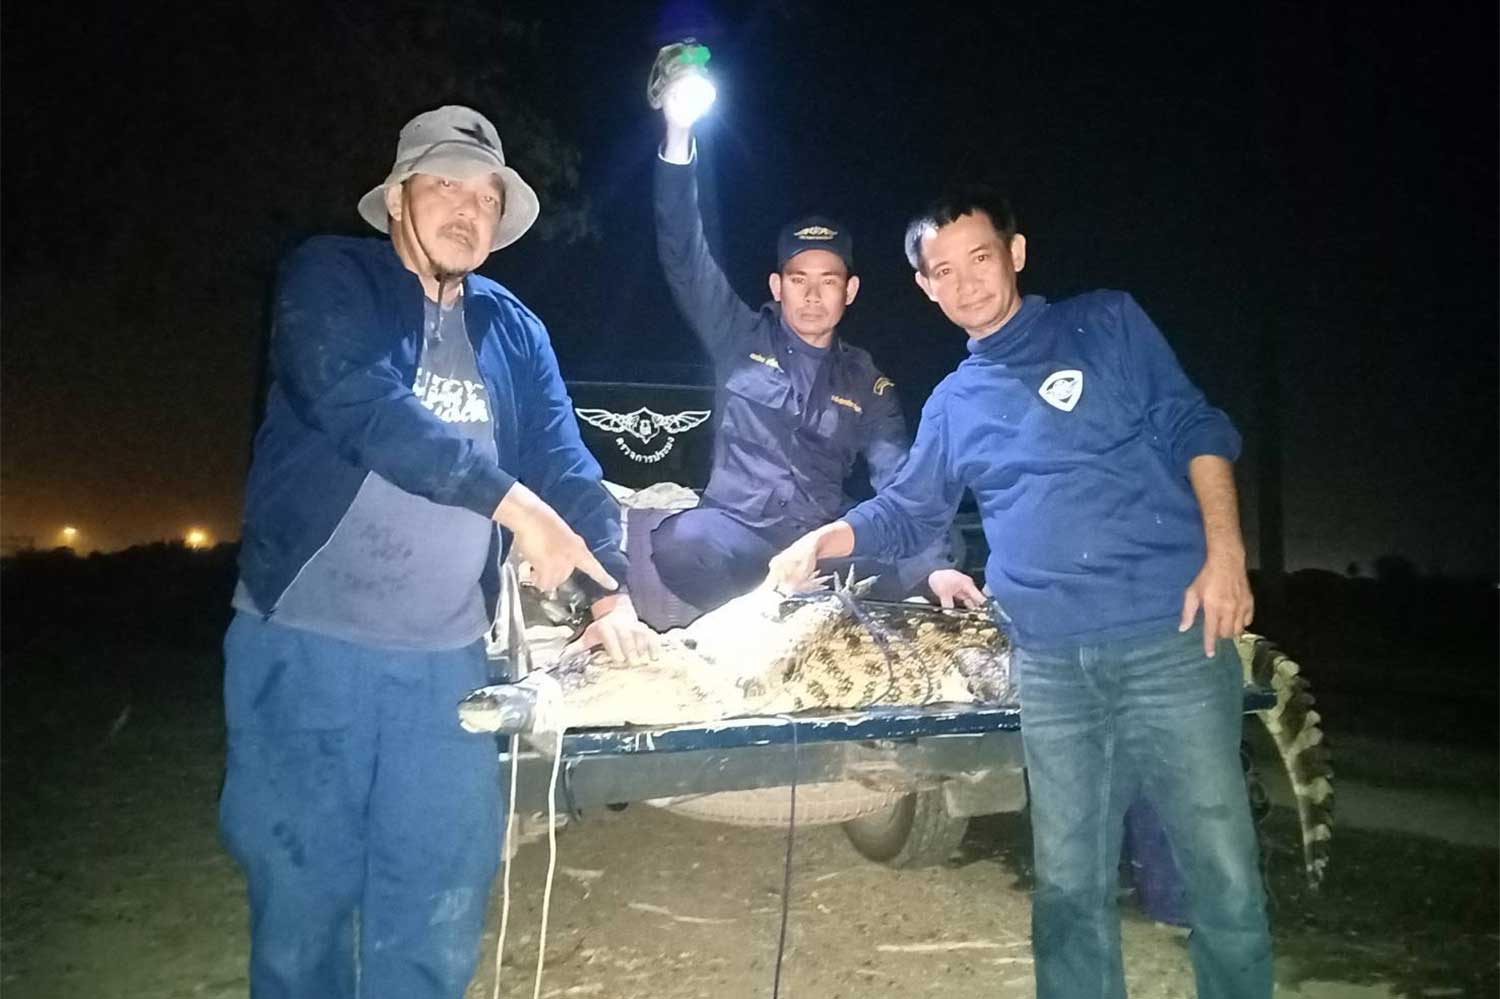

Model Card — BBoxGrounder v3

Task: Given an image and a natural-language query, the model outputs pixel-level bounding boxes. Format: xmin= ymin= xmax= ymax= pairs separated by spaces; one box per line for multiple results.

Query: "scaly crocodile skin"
xmin=543 ymin=584 xmax=1013 ymax=729
xmin=1236 ymin=633 xmax=1334 ymax=889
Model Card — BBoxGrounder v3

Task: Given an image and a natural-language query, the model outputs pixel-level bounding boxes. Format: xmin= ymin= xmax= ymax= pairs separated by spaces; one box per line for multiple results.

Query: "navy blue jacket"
xmin=654 ymin=158 xmax=945 ymax=587
xmin=845 ymin=293 xmax=1241 ymax=647
xmin=236 ymin=236 xmax=627 ymax=622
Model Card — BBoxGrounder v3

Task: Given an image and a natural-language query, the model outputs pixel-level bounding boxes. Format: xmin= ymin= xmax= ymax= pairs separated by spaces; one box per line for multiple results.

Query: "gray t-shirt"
xmin=235 ymin=295 xmax=501 ymax=649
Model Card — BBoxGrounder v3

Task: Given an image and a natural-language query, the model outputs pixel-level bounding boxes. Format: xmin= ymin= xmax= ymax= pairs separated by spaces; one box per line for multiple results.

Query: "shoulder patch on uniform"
xmin=830 ymin=394 xmax=864 ymax=414
xmin=749 ymin=352 xmax=783 ymax=371
xmin=873 ymin=376 xmax=894 ymax=396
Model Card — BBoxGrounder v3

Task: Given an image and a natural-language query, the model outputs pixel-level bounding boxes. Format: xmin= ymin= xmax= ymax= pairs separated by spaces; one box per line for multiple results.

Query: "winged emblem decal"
xmin=575 ymin=406 xmax=712 ymax=463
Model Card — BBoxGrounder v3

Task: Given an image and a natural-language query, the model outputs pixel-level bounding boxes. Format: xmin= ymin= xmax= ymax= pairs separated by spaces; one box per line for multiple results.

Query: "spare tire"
xmin=843 ymin=788 xmax=969 ymax=868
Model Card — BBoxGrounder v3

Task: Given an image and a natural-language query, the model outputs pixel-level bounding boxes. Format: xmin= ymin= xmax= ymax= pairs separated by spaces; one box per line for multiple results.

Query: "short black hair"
xmin=903 ymin=185 xmax=1018 ymax=272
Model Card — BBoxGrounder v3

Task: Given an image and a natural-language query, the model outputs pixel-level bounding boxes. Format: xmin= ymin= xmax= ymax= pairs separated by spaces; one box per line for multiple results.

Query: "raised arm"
xmin=654 ymin=110 xmax=761 ymax=360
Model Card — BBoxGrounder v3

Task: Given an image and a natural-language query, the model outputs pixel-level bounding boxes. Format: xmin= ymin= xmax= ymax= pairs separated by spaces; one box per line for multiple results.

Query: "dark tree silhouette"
xmin=0 ymin=0 xmax=590 ymax=548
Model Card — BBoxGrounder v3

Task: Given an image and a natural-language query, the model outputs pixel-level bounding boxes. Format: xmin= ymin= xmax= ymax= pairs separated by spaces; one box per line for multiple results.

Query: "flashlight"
xmin=647 ymin=40 xmax=716 ymax=125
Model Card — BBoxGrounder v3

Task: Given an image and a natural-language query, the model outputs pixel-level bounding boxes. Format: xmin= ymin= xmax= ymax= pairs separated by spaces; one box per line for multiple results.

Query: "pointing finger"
xmin=575 ymin=548 xmax=618 ymax=592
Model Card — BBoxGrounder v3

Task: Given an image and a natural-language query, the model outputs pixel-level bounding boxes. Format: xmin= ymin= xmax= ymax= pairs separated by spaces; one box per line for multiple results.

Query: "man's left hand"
xmin=568 ymin=595 xmax=661 ymax=666
xmin=1179 ymin=554 xmax=1254 ymax=657
xmin=927 ymin=569 xmax=987 ymax=609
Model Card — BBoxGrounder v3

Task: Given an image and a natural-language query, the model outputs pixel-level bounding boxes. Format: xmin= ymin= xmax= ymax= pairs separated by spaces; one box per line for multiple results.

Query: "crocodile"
xmin=466 ymin=574 xmax=1332 ymax=887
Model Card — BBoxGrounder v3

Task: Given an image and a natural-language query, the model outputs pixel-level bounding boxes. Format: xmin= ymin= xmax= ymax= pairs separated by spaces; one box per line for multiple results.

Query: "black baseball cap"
xmin=776 ymin=215 xmax=854 ymax=273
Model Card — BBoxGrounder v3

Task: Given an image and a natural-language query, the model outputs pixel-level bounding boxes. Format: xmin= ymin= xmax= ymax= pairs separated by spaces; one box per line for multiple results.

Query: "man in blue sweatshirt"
xmin=769 ymin=186 xmax=1270 ymax=999
xmin=223 ymin=106 xmax=655 ymax=999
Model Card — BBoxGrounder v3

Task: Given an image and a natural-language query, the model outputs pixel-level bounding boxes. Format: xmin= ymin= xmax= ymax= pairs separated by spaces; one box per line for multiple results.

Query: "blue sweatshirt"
xmin=844 ymin=292 xmax=1241 ymax=648
xmin=236 ymin=236 xmax=628 ymax=631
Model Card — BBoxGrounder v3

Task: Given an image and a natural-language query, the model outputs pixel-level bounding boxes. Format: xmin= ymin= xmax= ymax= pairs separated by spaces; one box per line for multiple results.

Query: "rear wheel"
xmin=843 ymin=787 xmax=970 ymax=868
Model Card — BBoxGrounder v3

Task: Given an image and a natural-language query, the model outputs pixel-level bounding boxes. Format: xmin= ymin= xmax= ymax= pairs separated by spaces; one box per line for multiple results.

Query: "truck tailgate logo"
xmin=575 ymin=406 xmax=712 ymax=463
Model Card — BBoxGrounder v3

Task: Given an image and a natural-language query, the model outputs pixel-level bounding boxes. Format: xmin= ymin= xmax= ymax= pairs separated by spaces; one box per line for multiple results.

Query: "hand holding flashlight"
xmin=648 ymin=40 xmax=716 ymax=133
xmin=662 ymin=78 xmax=713 ymax=131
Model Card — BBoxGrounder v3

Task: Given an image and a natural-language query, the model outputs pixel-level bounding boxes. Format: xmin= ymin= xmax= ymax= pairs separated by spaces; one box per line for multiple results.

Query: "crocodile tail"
xmin=1236 ymin=633 xmax=1334 ymax=889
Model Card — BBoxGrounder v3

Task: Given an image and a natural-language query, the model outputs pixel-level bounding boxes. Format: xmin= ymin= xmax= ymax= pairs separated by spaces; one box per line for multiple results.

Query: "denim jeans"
xmin=218 ymin=612 xmax=503 ymax=999
xmin=1016 ymin=625 xmax=1271 ymax=999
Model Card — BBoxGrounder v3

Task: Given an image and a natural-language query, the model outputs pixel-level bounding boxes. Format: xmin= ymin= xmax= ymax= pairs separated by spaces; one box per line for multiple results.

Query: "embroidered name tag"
xmin=830 ymin=394 xmax=863 ymax=414
xmin=749 ymin=352 xmax=783 ymax=371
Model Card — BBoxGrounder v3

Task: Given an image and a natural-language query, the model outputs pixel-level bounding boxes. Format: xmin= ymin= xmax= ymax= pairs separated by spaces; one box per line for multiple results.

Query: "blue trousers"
xmin=1016 ymin=626 xmax=1271 ymax=999
xmin=218 ymin=612 xmax=502 ymax=999
xmin=650 ymin=506 xmax=912 ymax=610
xmin=1124 ymin=795 xmax=1190 ymax=926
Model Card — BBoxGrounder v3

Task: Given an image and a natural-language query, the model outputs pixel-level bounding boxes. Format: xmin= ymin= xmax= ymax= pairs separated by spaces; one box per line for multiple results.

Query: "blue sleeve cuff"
xmin=843 ymin=507 xmax=878 ymax=558
xmin=453 ymin=465 xmax=517 ymax=520
xmin=656 ymin=139 xmax=697 ymax=165
xmin=1175 ymin=424 xmax=1242 ymax=476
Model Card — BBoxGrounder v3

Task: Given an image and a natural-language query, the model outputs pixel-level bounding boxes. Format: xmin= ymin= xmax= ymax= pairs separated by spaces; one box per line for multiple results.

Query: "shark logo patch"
xmin=1039 ymin=369 xmax=1083 ymax=412
xmin=793 ymin=225 xmax=837 ymax=240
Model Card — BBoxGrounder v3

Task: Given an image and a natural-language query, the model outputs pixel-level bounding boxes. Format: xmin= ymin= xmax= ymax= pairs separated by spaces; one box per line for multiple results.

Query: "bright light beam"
xmin=666 ymin=73 xmax=716 ymax=126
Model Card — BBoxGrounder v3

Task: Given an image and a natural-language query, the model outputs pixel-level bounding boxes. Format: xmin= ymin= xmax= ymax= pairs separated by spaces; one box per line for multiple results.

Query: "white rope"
xmin=488 ymin=674 xmax=569 ymax=999
xmin=532 ymin=724 xmax=566 ymax=999
xmin=491 ymin=739 xmax=521 ymax=999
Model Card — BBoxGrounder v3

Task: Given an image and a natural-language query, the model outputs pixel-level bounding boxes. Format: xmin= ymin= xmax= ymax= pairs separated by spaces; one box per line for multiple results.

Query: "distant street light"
xmin=59 ymin=526 xmax=79 ymax=548
xmin=185 ymin=528 xmax=210 ymax=549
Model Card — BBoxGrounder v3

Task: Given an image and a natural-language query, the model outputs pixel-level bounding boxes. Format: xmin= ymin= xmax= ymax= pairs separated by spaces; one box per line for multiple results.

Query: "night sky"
xmin=3 ymin=1 xmax=1495 ymax=577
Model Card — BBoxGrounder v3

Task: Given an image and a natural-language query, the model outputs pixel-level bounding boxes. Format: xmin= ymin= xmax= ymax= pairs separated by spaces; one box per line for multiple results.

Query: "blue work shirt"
xmin=845 ymin=292 xmax=1241 ymax=647
xmin=654 ymin=157 xmax=946 ymax=589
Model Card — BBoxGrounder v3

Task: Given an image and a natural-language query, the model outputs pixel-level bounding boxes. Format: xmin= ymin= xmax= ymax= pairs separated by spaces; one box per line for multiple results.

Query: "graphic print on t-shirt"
xmin=414 ymin=297 xmax=493 ymax=435
xmin=413 ymin=369 xmax=490 ymax=424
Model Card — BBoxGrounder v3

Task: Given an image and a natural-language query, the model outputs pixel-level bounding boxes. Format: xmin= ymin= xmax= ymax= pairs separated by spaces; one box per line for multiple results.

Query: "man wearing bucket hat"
xmin=221 ymin=105 xmax=655 ymax=998
xmin=646 ymin=80 xmax=984 ymax=616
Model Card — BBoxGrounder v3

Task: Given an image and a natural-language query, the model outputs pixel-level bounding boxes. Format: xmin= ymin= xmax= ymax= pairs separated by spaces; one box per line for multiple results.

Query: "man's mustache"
xmin=439 ymin=222 xmax=477 ymax=245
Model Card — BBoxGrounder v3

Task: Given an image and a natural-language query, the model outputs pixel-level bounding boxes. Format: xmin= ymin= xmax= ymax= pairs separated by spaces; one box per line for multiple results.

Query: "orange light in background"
xmin=185 ymin=528 xmax=210 ymax=549
xmin=59 ymin=526 xmax=79 ymax=547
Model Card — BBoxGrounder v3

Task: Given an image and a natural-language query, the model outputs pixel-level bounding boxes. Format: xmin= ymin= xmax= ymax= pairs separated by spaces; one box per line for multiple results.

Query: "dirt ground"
xmin=3 ymin=646 xmax=1496 ymax=999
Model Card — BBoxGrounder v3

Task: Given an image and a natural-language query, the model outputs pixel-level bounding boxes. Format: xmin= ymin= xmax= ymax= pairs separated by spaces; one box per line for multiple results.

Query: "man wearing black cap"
xmin=649 ymin=92 xmax=982 ymax=612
